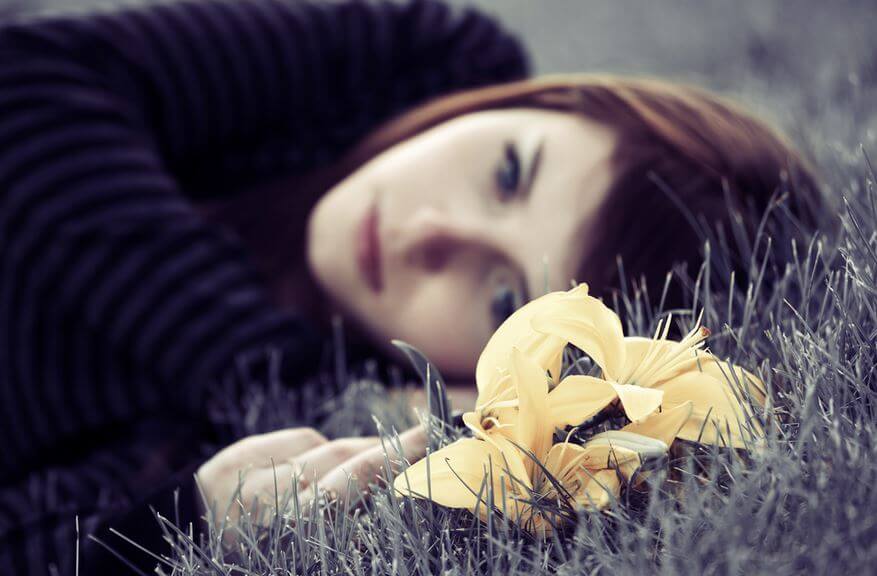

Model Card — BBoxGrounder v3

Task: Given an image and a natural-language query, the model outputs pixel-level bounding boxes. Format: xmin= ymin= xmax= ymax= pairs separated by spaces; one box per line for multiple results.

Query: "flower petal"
xmin=658 ymin=371 xmax=763 ymax=447
xmin=393 ymin=437 xmax=530 ymax=513
xmin=530 ymin=293 xmax=626 ymax=381
xmin=582 ymin=431 xmax=667 ymax=482
xmin=476 ymin=291 xmax=571 ymax=398
xmin=393 ymin=438 xmax=500 ymax=509
xmin=621 ymin=401 xmax=694 ymax=446
xmin=488 ymin=431 xmax=534 ymax=492
xmin=543 ymin=441 xmax=588 ymax=482
xmin=462 ymin=410 xmax=489 ymax=440
xmin=569 ymin=441 xmax=643 ymax=471
xmin=621 ymin=338 xmax=766 ymax=410
xmin=547 ymin=375 xmax=617 ymax=429
xmin=461 ymin=411 xmax=531 ymax=483
xmin=695 ymin=354 xmax=767 ymax=407
xmin=575 ymin=469 xmax=621 ymax=509
xmin=608 ymin=382 xmax=664 ymax=422
xmin=542 ymin=443 xmax=629 ymax=507
xmin=510 ymin=347 xmax=553 ymax=474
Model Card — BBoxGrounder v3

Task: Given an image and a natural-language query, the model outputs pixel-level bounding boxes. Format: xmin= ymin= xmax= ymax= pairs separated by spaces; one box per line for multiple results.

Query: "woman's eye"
xmin=491 ymin=283 xmax=521 ymax=327
xmin=494 ymin=142 xmax=520 ymax=199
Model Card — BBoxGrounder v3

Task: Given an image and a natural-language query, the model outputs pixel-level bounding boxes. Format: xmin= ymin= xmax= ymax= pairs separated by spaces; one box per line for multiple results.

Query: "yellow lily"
xmin=395 ymin=347 xmax=694 ymax=534
xmin=529 ymin=287 xmax=766 ymax=448
xmin=471 ymin=283 xmax=765 ymax=448
xmin=462 ymin=369 xmax=621 ymax=447
xmin=469 ymin=284 xmax=662 ymax=445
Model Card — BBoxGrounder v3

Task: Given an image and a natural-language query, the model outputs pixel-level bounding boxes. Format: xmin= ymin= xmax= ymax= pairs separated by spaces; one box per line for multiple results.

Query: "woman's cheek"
xmin=390 ymin=286 xmax=487 ymax=378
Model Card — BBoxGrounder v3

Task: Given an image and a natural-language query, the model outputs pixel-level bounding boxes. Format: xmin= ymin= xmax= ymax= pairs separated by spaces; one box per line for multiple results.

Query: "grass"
xmin=99 ymin=138 xmax=877 ymax=575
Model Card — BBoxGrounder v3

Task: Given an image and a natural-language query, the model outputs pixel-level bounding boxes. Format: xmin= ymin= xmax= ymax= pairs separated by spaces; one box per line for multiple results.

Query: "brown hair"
xmin=201 ymin=74 xmax=825 ymax=317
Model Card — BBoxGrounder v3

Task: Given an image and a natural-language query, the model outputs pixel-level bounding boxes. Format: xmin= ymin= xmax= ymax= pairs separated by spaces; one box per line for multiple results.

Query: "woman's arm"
xmin=0 ymin=418 xmax=206 ymax=574
xmin=0 ymin=423 xmax=428 ymax=575
xmin=1 ymin=0 xmax=528 ymax=196
xmin=0 ymin=0 xmax=528 ymax=481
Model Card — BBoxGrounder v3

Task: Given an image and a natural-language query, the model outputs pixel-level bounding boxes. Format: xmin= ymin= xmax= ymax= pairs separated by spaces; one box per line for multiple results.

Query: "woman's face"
xmin=306 ymin=108 xmax=617 ymax=379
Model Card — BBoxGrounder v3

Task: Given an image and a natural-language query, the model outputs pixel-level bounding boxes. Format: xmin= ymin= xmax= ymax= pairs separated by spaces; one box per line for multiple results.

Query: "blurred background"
xmin=6 ymin=0 xmax=874 ymax=184
xmin=451 ymin=0 xmax=877 ymax=178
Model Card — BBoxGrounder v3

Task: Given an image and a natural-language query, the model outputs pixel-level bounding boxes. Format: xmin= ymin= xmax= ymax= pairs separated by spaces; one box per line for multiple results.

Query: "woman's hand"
xmin=196 ymin=426 xmax=426 ymax=542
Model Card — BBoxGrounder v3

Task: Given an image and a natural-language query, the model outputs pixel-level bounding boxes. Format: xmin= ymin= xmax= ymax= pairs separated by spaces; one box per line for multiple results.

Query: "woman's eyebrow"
xmin=520 ymin=133 xmax=545 ymax=200
xmin=515 ymin=133 xmax=544 ymax=302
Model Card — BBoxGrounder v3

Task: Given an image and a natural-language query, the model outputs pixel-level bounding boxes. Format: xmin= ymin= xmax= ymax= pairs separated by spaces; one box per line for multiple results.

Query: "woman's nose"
xmin=395 ymin=206 xmax=485 ymax=273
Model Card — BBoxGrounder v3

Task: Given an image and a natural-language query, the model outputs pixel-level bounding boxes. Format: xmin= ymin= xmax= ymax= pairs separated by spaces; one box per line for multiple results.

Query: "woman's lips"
xmin=356 ymin=200 xmax=383 ymax=293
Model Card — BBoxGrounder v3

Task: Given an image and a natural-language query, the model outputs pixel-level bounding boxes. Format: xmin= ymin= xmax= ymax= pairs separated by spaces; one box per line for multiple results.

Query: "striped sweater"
xmin=0 ymin=0 xmax=527 ymax=572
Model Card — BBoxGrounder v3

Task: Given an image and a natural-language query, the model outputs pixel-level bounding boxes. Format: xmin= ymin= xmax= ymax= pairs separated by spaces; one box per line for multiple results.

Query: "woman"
xmin=0 ymin=0 xmax=821 ymax=573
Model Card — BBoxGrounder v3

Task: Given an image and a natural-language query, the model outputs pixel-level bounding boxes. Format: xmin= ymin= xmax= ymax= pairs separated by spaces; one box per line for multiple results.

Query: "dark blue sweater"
xmin=0 ymin=0 xmax=527 ymax=572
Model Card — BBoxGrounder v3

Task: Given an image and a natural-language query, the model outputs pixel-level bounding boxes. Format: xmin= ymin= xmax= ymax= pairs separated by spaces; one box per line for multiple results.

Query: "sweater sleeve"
xmin=0 ymin=0 xmax=528 ymax=482
xmin=0 ymin=417 xmax=208 ymax=575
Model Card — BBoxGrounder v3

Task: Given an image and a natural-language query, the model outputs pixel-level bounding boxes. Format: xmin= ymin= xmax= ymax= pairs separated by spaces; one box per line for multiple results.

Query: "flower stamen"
xmin=621 ymin=310 xmax=711 ymax=387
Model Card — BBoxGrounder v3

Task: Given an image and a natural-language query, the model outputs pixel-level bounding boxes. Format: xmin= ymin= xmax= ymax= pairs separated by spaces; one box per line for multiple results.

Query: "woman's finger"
xmin=216 ymin=462 xmax=309 ymax=532
xmin=234 ymin=437 xmax=384 ymax=508
xmin=316 ymin=426 xmax=427 ymax=498
xmin=220 ymin=427 xmax=427 ymax=523
xmin=240 ymin=436 xmax=384 ymax=522
xmin=237 ymin=427 xmax=330 ymax=463
xmin=289 ymin=437 xmax=382 ymax=488
xmin=389 ymin=425 xmax=429 ymax=466
xmin=197 ymin=427 xmax=329 ymax=525
xmin=210 ymin=427 xmax=329 ymax=470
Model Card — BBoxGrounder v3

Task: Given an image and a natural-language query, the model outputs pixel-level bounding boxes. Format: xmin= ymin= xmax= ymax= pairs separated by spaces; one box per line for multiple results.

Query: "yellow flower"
xmin=471 ymin=283 xmax=766 ymax=448
xmin=468 ymin=285 xmax=625 ymax=444
xmin=530 ymin=286 xmax=766 ymax=448
xmin=394 ymin=347 xmax=694 ymax=533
